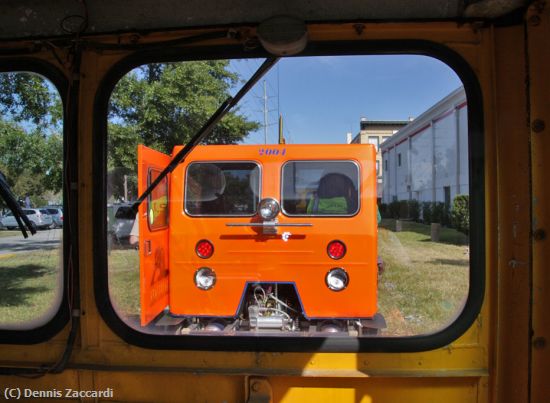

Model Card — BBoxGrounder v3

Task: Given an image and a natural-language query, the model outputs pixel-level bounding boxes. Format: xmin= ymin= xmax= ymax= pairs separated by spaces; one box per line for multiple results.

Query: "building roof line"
xmin=361 ymin=120 xmax=410 ymax=125
xmin=380 ymin=86 xmax=466 ymax=151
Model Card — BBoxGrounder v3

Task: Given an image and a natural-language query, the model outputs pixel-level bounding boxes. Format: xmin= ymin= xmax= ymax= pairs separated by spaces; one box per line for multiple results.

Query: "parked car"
xmin=111 ymin=204 xmax=136 ymax=244
xmin=0 ymin=208 xmax=53 ymax=230
xmin=41 ymin=207 xmax=63 ymax=228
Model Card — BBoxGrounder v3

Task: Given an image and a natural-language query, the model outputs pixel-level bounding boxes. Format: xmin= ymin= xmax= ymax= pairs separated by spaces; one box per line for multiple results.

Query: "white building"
xmin=381 ymin=87 xmax=468 ymax=206
xmin=347 ymin=118 xmax=409 ymax=200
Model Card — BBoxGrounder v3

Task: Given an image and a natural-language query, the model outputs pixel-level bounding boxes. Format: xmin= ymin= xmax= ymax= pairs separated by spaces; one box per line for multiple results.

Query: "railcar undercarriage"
xmin=149 ymin=283 xmax=385 ymax=336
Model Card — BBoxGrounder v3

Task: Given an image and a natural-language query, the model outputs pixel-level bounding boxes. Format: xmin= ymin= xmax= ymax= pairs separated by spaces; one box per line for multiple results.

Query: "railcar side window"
xmin=106 ymin=54 xmax=477 ymax=345
xmin=148 ymin=169 xmax=169 ymax=230
xmin=0 ymin=72 xmax=64 ymax=330
xmin=282 ymin=161 xmax=360 ymax=216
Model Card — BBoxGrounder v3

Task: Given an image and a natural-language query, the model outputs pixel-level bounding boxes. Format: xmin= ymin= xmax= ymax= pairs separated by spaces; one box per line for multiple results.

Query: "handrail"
xmin=225 ymin=222 xmax=312 ymax=227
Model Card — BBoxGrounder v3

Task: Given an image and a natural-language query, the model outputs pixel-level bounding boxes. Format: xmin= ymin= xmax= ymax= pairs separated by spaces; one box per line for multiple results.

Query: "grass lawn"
xmin=377 ymin=219 xmax=469 ymax=336
xmin=108 ymin=220 xmax=469 ymax=337
xmin=0 ymin=250 xmax=61 ymax=325
xmin=1 ymin=220 xmax=468 ymax=336
xmin=108 ymin=249 xmax=140 ymax=318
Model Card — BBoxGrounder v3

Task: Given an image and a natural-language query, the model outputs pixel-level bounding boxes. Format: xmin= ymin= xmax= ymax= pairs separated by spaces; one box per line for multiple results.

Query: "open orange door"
xmin=138 ymin=145 xmax=171 ymax=326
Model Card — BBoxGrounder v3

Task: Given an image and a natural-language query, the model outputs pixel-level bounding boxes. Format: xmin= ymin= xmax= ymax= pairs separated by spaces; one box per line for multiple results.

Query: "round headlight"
xmin=258 ymin=198 xmax=280 ymax=220
xmin=194 ymin=267 xmax=216 ymax=290
xmin=325 ymin=268 xmax=349 ymax=291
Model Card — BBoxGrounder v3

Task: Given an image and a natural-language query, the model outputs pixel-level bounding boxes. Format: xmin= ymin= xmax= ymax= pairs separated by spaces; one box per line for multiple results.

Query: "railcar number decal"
xmin=259 ymin=148 xmax=286 ymax=156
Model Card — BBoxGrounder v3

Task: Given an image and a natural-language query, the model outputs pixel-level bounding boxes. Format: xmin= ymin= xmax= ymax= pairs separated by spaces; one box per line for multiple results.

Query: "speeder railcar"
xmin=138 ymin=143 xmax=383 ymax=334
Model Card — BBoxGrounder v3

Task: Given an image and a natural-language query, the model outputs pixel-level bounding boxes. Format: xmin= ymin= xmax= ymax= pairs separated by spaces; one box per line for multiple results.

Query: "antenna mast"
xmin=263 ymin=80 xmax=268 ymax=144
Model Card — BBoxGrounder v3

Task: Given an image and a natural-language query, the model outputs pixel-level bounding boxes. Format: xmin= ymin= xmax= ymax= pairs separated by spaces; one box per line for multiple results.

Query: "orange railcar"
xmin=138 ymin=143 xmax=380 ymax=332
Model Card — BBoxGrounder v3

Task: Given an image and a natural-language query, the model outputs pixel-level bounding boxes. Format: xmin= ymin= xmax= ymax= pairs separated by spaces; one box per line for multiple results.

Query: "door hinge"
xmin=246 ymin=376 xmax=272 ymax=403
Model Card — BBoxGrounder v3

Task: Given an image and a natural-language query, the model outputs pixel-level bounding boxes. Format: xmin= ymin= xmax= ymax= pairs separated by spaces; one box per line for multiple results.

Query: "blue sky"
xmin=230 ymin=55 xmax=462 ymax=145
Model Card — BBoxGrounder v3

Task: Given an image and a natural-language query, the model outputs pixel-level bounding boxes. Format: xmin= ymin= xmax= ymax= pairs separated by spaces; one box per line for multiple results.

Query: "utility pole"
xmin=278 ymin=114 xmax=285 ymax=144
xmin=263 ymin=80 xmax=268 ymax=144
xmin=124 ymin=174 xmax=128 ymax=202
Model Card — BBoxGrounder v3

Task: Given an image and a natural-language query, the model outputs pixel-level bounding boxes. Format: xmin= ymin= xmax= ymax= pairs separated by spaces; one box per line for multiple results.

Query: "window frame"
xmin=368 ymin=136 xmax=380 ymax=151
xmin=0 ymin=58 xmax=72 ymax=344
xmin=93 ymin=39 xmax=485 ymax=352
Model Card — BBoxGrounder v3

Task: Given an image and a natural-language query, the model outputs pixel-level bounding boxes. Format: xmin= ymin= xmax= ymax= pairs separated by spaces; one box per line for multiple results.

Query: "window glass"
xmin=185 ymin=162 xmax=260 ymax=216
xmin=281 ymin=161 xmax=359 ymax=215
xmin=115 ymin=206 xmax=135 ymax=219
xmin=106 ymin=55 xmax=471 ymax=341
xmin=368 ymin=136 xmax=379 ymax=151
xmin=147 ymin=169 xmax=169 ymax=229
xmin=0 ymin=72 xmax=63 ymax=330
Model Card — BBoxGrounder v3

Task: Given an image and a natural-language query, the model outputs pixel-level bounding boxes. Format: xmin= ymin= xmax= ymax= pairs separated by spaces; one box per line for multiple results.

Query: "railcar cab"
xmin=138 ymin=143 xmax=384 ymax=335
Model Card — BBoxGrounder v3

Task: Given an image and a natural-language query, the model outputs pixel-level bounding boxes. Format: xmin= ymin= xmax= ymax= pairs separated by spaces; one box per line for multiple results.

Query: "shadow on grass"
xmin=418 ymin=236 xmax=468 ymax=246
xmin=0 ymin=239 xmax=60 ymax=253
xmin=0 ymin=264 xmax=52 ymax=307
xmin=431 ymin=258 xmax=469 ymax=266
xmin=380 ymin=219 xmax=468 ymax=246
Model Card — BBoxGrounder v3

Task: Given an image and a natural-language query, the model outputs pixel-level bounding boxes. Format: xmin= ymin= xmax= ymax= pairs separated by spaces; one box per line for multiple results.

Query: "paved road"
xmin=0 ymin=228 xmax=62 ymax=255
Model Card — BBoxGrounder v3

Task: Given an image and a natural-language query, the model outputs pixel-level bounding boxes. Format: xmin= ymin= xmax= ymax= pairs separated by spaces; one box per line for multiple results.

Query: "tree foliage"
xmin=0 ymin=61 xmax=259 ymax=205
xmin=0 ymin=72 xmax=62 ymax=129
xmin=108 ymin=61 xmax=259 ymax=172
xmin=0 ymin=71 xmax=64 ymax=208
xmin=450 ymin=195 xmax=469 ymax=235
xmin=0 ymin=119 xmax=63 ymax=207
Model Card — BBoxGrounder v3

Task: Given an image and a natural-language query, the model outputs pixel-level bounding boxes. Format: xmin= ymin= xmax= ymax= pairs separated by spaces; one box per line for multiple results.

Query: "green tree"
xmin=0 ymin=72 xmax=62 ymax=129
xmin=108 ymin=61 xmax=259 ymax=171
xmin=0 ymin=63 xmax=258 ymax=204
xmin=0 ymin=71 xmax=63 ymax=208
xmin=105 ymin=60 xmax=260 ymax=201
xmin=451 ymin=195 xmax=470 ymax=235
xmin=0 ymin=120 xmax=62 ymax=207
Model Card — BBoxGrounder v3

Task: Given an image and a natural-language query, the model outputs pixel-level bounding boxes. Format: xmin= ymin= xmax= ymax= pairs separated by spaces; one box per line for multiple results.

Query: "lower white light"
xmin=194 ymin=267 xmax=216 ymax=290
xmin=325 ymin=268 xmax=349 ymax=291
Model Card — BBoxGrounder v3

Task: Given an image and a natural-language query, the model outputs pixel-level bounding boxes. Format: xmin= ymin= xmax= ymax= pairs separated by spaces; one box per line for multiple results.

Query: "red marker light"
xmin=196 ymin=240 xmax=214 ymax=259
xmin=327 ymin=240 xmax=346 ymax=260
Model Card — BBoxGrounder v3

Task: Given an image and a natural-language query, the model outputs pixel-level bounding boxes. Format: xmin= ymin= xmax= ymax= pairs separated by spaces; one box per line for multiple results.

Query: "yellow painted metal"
xmin=68 ymin=22 xmax=491 ymax=380
xmin=271 ymin=376 xmax=487 ymax=403
xmin=490 ymin=24 xmax=531 ymax=403
xmin=0 ymin=17 xmax=543 ymax=403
